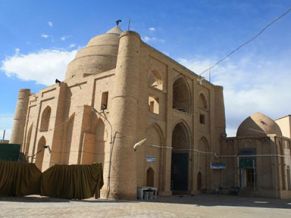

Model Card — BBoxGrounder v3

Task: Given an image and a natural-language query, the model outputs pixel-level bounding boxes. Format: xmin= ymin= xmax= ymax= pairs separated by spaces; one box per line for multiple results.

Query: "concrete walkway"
xmin=0 ymin=194 xmax=291 ymax=218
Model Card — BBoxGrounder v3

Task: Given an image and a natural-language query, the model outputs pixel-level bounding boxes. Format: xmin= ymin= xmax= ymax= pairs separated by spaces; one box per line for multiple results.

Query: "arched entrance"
xmin=146 ymin=167 xmax=155 ymax=187
xmin=171 ymin=122 xmax=190 ymax=193
xmin=197 ymin=172 xmax=202 ymax=191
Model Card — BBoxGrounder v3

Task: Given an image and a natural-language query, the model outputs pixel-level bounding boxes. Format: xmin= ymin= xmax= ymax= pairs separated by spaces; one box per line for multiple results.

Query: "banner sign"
xmin=210 ymin=162 xmax=226 ymax=169
xmin=146 ymin=155 xmax=156 ymax=163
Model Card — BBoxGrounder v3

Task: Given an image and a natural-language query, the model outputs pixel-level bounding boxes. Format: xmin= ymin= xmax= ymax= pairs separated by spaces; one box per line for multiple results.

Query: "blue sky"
xmin=0 ymin=0 xmax=291 ymax=139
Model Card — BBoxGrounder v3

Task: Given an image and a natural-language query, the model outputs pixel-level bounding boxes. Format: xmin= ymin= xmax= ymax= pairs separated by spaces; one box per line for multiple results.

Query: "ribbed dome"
xmin=65 ymin=26 xmax=122 ymax=79
xmin=237 ymin=112 xmax=282 ymax=137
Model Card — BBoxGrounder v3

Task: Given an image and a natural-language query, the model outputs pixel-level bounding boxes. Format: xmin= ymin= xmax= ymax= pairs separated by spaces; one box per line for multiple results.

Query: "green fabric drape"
xmin=0 ymin=161 xmax=41 ymax=196
xmin=41 ymin=163 xmax=103 ymax=199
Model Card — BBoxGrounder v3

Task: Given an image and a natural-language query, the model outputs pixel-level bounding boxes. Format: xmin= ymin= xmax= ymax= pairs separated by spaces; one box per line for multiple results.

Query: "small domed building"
xmin=220 ymin=112 xmax=291 ymax=199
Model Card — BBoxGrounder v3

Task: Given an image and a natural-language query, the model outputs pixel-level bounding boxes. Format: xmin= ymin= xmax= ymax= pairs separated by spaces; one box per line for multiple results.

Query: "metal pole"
xmin=2 ymin=129 xmax=5 ymax=141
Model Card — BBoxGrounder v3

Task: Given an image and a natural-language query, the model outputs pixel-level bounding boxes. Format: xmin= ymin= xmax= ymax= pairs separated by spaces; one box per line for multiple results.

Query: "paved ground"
xmin=0 ymin=194 xmax=291 ymax=218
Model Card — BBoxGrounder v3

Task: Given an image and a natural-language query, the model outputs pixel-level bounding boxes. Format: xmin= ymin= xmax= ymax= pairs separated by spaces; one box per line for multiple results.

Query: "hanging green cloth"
xmin=0 ymin=161 xmax=41 ymax=196
xmin=41 ymin=163 xmax=103 ymax=199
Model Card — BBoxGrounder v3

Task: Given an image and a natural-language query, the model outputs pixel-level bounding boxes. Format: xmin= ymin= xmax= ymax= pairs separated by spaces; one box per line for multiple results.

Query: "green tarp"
xmin=0 ymin=161 xmax=41 ymax=196
xmin=0 ymin=161 xmax=103 ymax=199
xmin=41 ymin=163 xmax=103 ymax=199
xmin=0 ymin=144 xmax=20 ymax=161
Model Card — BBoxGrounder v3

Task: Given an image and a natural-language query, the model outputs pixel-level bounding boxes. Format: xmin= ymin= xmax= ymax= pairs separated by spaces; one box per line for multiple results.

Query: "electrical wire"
xmin=199 ymin=7 xmax=291 ymax=76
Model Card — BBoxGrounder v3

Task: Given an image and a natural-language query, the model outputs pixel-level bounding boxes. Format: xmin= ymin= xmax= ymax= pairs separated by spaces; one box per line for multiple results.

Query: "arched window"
xmin=148 ymin=95 xmax=159 ymax=114
xmin=35 ymin=136 xmax=46 ymax=170
xmin=173 ymin=78 xmax=190 ymax=113
xmin=148 ymin=70 xmax=163 ymax=90
xmin=199 ymin=93 xmax=208 ymax=110
xmin=146 ymin=167 xmax=155 ymax=187
xmin=40 ymin=106 xmax=51 ymax=131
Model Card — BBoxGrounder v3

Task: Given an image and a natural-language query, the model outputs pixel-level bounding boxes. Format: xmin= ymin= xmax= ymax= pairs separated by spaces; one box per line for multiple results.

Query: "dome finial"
xmin=115 ymin=19 xmax=122 ymax=26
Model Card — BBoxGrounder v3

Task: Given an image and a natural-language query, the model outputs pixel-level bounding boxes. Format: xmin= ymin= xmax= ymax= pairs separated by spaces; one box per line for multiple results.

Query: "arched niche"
xmin=95 ymin=118 xmax=106 ymax=165
xmin=173 ymin=77 xmax=191 ymax=113
xmin=40 ymin=106 xmax=51 ymax=131
xmin=63 ymin=114 xmax=75 ymax=164
xmin=82 ymin=111 xmax=106 ymax=165
xmin=199 ymin=93 xmax=208 ymax=110
xmin=171 ymin=122 xmax=191 ymax=192
xmin=148 ymin=70 xmax=163 ymax=90
xmin=35 ymin=136 xmax=46 ymax=170
xmin=24 ymin=124 xmax=33 ymax=155
xmin=145 ymin=124 xmax=163 ymax=188
xmin=197 ymin=137 xmax=210 ymax=191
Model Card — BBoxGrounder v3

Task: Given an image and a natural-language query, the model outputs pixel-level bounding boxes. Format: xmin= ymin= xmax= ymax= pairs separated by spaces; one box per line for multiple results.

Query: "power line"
xmin=199 ymin=6 xmax=291 ymax=76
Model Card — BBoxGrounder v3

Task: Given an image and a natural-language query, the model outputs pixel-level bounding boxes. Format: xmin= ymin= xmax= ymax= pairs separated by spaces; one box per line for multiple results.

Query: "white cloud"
xmin=60 ymin=35 xmax=71 ymax=41
xmin=178 ymin=54 xmax=291 ymax=136
xmin=69 ymin=43 xmax=76 ymax=48
xmin=41 ymin=34 xmax=49 ymax=39
xmin=149 ymin=27 xmax=156 ymax=32
xmin=143 ymin=35 xmax=165 ymax=43
xmin=1 ymin=49 xmax=77 ymax=85
xmin=48 ymin=21 xmax=53 ymax=27
xmin=15 ymin=48 xmax=20 ymax=54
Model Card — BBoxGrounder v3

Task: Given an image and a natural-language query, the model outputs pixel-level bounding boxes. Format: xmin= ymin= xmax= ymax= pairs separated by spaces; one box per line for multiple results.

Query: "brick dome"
xmin=236 ymin=112 xmax=282 ymax=137
xmin=65 ymin=26 xmax=122 ymax=79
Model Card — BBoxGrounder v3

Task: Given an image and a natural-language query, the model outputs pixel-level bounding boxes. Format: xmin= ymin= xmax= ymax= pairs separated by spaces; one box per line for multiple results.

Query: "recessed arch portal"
xmin=173 ymin=77 xmax=191 ymax=113
xmin=171 ymin=122 xmax=191 ymax=193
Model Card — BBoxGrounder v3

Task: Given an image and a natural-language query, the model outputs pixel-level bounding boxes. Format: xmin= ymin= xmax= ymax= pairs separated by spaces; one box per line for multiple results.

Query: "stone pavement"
xmin=0 ymin=194 xmax=291 ymax=218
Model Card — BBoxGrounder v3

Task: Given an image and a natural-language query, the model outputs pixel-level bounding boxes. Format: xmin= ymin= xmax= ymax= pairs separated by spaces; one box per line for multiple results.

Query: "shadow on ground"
xmin=0 ymin=195 xmax=69 ymax=203
xmin=146 ymin=194 xmax=291 ymax=209
xmin=1 ymin=194 xmax=291 ymax=209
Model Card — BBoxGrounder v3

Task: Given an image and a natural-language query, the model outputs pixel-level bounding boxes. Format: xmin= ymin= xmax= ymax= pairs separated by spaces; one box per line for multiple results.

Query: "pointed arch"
xmin=144 ymin=123 xmax=164 ymax=188
xmin=199 ymin=93 xmax=208 ymax=110
xmin=172 ymin=77 xmax=191 ymax=113
xmin=24 ymin=124 xmax=33 ymax=155
xmin=171 ymin=121 xmax=191 ymax=192
xmin=148 ymin=70 xmax=163 ymax=90
xmin=82 ymin=111 xmax=106 ymax=165
xmin=35 ymin=136 xmax=46 ymax=170
xmin=95 ymin=118 xmax=106 ymax=164
xmin=40 ymin=106 xmax=51 ymax=131
xmin=146 ymin=167 xmax=155 ymax=187
xmin=199 ymin=136 xmax=209 ymax=152
xmin=197 ymin=136 xmax=210 ymax=192
xmin=63 ymin=114 xmax=75 ymax=164
xmin=172 ymin=121 xmax=191 ymax=150
xmin=197 ymin=171 xmax=202 ymax=191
